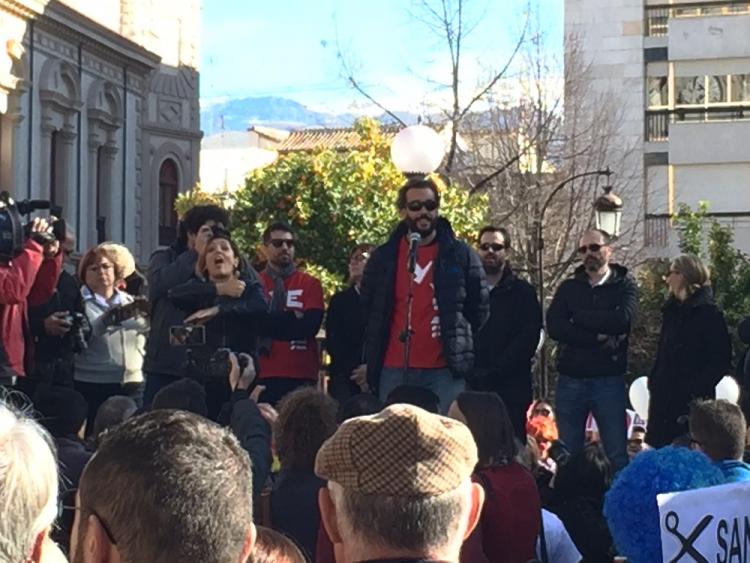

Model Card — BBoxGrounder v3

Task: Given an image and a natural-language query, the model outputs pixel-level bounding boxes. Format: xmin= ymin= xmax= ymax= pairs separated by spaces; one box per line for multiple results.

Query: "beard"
xmin=406 ymin=214 xmax=437 ymax=238
xmin=584 ymin=255 xmax=604 ymax=272
xmin=482 ymin=257 xmax=504 ymax=275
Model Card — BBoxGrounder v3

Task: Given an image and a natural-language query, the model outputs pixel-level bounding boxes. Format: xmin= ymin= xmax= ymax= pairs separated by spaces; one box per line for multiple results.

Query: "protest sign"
xmin=658 ymin=481 xmax=750 ymax=562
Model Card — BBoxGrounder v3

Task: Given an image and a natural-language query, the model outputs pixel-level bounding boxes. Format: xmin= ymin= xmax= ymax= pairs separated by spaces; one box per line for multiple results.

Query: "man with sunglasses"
xmin=257 ymin=221 xmax=324 ymax=405
xmin=28 ymin=228 xmax=83 ymax=389
xmin=473 ymin=225 xmax=542 ymax=440
xmin=547 ymin=229 xmax=638 ymax=472
xmin=360 ymin=176 xmax=489 ymax=413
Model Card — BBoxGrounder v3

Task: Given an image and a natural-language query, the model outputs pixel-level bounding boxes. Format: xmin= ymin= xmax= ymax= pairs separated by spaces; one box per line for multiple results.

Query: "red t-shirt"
xmin=383 ymin=237 xmax=446 ymax=369
xmin=259 ymin=270 xmax=324 ymax=380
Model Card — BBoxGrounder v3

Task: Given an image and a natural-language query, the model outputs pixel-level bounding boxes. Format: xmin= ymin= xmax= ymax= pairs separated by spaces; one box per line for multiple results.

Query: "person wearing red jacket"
xmin=0 ymin=217 xmax=63 ymax=386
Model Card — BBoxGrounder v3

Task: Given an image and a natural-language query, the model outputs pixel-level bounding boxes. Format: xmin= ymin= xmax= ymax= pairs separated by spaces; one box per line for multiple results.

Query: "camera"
xmin=62 ymin=312 xmax=89 ymax=353
xmin=207 ymin=348 xmax=249 ymax=379
xmin=0 ymin=191 xmax=66 ymax=260
xmin=169 ymin=325 xmax=206 ymax=346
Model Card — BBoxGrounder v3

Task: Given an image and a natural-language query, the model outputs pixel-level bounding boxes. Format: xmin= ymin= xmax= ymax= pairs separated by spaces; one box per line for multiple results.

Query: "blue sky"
xmin=201 ymin=0 xmax=564 ymax=113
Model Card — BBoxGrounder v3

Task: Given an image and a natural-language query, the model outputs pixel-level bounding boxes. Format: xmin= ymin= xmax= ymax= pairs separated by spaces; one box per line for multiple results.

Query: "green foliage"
xmin=174 ymin=185 xmax=225 ymax=219
xmin=231 ymin=117 xmax=488 ymax=298
xmin=631 ymin=202 xmax=750 ymax=379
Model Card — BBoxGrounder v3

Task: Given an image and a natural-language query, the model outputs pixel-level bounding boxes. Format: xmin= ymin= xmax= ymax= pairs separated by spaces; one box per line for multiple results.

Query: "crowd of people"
xmin=2 ymin=174 xmax=750 ymax=562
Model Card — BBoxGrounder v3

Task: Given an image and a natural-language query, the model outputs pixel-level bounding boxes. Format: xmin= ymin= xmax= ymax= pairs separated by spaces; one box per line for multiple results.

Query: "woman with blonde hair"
xmin=647 ymin=254 xmax=732 ymax=446
xmin=74 ymin=243 xmax=148 ymax=430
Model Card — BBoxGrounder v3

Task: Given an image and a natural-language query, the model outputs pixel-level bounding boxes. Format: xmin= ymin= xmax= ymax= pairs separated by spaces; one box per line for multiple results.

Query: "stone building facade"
xmin=0 ymin=0 xmax=201 ymax=262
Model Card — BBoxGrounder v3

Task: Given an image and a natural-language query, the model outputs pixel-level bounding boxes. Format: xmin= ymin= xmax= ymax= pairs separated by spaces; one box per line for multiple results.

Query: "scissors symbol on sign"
xmin=664 ymin=511 xmax=712 ymax=563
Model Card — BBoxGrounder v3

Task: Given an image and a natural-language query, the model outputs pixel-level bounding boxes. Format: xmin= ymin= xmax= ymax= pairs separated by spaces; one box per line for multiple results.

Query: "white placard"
xmin=658 ymin=481 xmax=750 ymax=562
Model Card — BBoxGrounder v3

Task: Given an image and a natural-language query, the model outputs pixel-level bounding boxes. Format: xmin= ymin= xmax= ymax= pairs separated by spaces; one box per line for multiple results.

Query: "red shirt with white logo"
xmin=259 ymin=270 xmax=324 ymax=380
xmin=383 ymin=237 xmax=446 ymax=369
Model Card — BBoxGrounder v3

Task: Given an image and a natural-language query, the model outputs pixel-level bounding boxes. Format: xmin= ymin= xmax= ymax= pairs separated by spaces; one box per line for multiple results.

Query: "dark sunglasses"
xmin=577 ymin=243 xmax=603 ymax=254
xmin=269 ymin=239 xmax=295 ymax=249
xmin=479 ymin=243 xmax=505 ymax=252
xmin=406 ymin=199 xmax=438 ymax=212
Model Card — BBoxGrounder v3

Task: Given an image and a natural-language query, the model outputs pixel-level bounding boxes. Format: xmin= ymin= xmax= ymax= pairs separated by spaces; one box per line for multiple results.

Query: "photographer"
xmin=168 ymin=228 xmax=267 ymax=418
xmin=143 ymin=204 xmax=230 ymax=406
xmin=74 ymin=243 xmax=149 ymax=431
xmin=28 ymin=228 xmax=83 ymax=388
xmin=1 ymin=216 xmax=63 ymax=386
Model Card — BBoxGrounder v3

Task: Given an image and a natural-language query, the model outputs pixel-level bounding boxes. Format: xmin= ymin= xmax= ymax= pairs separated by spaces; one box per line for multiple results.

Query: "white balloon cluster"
xmin=628 ymin=375 xmax=741 ymax=421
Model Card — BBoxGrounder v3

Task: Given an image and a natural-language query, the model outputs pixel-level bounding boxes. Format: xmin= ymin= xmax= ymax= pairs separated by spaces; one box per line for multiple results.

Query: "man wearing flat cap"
xmin=315 ymin=404 xmax=485 ymax=563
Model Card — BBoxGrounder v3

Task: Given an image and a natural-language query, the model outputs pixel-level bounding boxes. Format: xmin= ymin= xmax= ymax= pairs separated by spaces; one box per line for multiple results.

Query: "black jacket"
xmin=28 ymin=270 xmax=83 ymax=363
xmin=168 ymin=272 xmax=268 ymax=362
xmin=547 ymin=264 xmax=638 ymax=378
xmin=474 ymin=265 xmax=541 ymax=396
xmin=228 ymin=389 xmax=272 ymax=496
xmin=144 ymin=244 xmax=200 ymax=376
xmin=360 ymin=218 xmax=489 ymax=389
xmin=326 ymin=285 xmax=364 ymax=387
xmin=271 ymin=470 xmax=325 ymax=561
xmin=647 ymin=287 xmax=732 ymax=447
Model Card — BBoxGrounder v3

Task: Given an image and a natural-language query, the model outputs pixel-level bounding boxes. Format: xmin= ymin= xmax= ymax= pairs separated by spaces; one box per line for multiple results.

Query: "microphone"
xmin=16 ymin=199 xmax=51 ymax=215
xmin=407 ymin=232 xmax=421 ymax=274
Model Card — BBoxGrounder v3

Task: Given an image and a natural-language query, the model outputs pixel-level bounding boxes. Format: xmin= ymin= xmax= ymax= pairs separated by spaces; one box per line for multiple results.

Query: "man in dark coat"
xmin=360 ymin=176 xmax=489 ymax=413
xmin=142 ymin=204 xmax=230 ymax=406
xmin=473 ymin=226 xmax=542 ymax=440
xmin=547 ymin=229 xmax=638 ymax=472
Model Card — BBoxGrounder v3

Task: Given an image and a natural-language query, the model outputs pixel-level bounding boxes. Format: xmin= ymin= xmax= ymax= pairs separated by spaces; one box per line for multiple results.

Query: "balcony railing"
xmin=645 ymin=105 xmax=750 ymax=141
xmin=646 ymin=1 xmax=750 ymax=36
xmin=645 ymin=214 xmax=670 ymax=248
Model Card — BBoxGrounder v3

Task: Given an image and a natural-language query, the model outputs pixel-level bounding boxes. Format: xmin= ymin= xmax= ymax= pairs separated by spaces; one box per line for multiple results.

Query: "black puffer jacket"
xmin=547 ymin=264 xmax=638 ymax=378
xmin=360 ymin=218 xmax=489 ymax=389
xmin=647 ymin=287 xmax=732 ymax=447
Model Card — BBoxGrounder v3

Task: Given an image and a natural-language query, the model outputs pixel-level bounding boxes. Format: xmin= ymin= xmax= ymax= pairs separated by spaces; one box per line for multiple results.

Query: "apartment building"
xmin=565 ymin=0 xmax=750 ymax=252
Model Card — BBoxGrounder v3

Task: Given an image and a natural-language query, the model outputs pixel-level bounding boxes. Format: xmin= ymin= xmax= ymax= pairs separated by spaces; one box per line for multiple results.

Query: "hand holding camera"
xmin=228 ymin=351 xmax=257 ymax=391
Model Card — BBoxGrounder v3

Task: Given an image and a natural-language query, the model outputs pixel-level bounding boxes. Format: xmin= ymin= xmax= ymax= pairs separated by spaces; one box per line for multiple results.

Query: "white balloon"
xmin=629 ymin=376 xmax=650 ymax=421
xmin=715 ymin=376 xmax=741 ymax=404
xmin=390 ymin=125 xmax=446 ymax=175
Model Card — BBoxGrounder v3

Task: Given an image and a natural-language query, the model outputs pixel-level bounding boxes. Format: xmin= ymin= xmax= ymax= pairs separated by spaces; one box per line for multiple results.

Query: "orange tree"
xmin=230 ymin=118 xmax=488 ymax=297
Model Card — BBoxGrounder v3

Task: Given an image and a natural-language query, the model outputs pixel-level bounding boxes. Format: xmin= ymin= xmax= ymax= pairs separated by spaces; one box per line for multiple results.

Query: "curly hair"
xmin=603 ymin=447 xmax=724 ymax=563
xmin=274 ymin=388 xmax=338 ymax=472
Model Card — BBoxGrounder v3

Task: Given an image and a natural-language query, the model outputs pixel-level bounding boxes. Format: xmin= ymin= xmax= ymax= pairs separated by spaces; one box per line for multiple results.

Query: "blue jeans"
xmin=379 ymin=367 xmax=465 ymax=414
xmin=555 ymin=374 xmax=628 ymax=472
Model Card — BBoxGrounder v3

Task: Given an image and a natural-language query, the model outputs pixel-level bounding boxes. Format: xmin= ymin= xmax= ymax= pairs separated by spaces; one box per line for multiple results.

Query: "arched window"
xmin=159 ymin=159 xmax=179 ymax=245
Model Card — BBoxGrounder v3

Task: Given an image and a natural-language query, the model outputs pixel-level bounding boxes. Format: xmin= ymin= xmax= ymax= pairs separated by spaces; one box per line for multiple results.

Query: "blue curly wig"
xmin=603 ymin=446 xmax=725 ymax=563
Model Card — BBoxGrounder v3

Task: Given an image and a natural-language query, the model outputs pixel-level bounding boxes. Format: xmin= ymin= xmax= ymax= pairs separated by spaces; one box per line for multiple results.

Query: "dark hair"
xmin=554 ymin=441 xmax=612 ymax=501
xmin=34 ymin=385 xmax=88 ymax=438
xmin=91 ymin=396 xmax=138 ymax=450
xmin=338 ymin=393 xmax=383 ymax=423
xmin=396 ymin=176 xmax=441 ymax=210
xmin=178 ymin=205 xmax=230 ymax=248
xmin=152 ymin=378 xmax=208 ymax=418
xmin=275 ymin=388 xmax=338 ymax=472
xmin=477 ymin=226 xmax=511 ymax=250
xmin=200 ymin=228 xmax=248 ymax=278
xmin=78 ymin=410 xmax=253 ymax=563
xmin=384 ymin=384 xmax=440 ymax=414
xmin=262 ymin=221 xmax=294 ymax=245
xmin=349 ymin=243 xmax=375 ymax=261
xmin=455 ymin=391 xmax=517 ymax=468
xmin=252 ymin=526 xmax=306 ymax=563
xmin=689 ymin=399 xmax=747 ymax=461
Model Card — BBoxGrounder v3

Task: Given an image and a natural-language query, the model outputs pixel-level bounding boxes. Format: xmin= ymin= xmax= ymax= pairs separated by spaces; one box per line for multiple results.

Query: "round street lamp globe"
xmin=390 ymin=125 xmax=446 ymax=175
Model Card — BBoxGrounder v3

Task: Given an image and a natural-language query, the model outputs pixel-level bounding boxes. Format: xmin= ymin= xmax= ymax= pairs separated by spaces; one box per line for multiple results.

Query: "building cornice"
xmin=143 ymin=121 xmax=204 ymax=141
xmin=10 ymin=0 xmax=162 ymax=72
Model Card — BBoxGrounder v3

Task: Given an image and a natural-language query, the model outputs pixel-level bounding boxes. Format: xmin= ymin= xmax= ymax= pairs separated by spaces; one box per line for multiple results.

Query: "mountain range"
xmin=200 ymin=96 xmax=419 ymax=135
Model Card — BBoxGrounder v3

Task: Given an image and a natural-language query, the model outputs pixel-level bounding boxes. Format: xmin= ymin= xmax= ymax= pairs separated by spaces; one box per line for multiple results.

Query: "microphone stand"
xmin=400 ymin=237 xmax=419 ymax=380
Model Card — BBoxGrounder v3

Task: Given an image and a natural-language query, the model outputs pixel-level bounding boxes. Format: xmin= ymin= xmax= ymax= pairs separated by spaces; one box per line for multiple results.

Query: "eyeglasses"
xmin=479 ymin=243 xmax=505 ymax=252
xmin=577 ymin=243 xmax=603 ymax=254
xmin=533 ymin=408 xmax=552 ymax=417
xmin=59 ymin=488 xmax=118 ymax=546
xmin=269 ymin=239 xmax=295 ymax=249
xmin=405 ymin=200 xmax=438 ymax=212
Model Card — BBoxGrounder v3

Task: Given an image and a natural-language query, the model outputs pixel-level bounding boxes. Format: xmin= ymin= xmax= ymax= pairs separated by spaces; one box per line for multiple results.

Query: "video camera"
xmin=0 ymin=191 xmax=66 ymax=260
xmin=62 ymin=312 xmax=89 ymax=354
xmin=170 ymin=324 xmax=249 ymax=380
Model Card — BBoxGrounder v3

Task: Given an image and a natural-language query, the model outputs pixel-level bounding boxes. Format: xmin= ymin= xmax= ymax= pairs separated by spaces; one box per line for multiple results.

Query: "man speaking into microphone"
xmin=360 ymin=175 xmax=489 ymax=413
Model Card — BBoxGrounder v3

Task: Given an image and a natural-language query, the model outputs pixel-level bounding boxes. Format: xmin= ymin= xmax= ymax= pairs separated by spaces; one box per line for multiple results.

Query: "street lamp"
xmin=594 ymin=184 xmax=623 ymax=237
xmin=390 ymin=125 xmax=446 ymax=177
xmin=535 ymin=167 xmax=618 ymax=397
